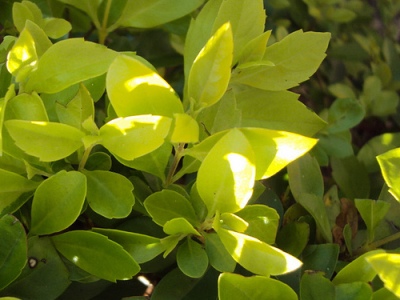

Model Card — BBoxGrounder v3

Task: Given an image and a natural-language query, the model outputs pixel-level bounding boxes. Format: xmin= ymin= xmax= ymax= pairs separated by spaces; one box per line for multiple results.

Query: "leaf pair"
xmin=30 ymin=170 xmax=134 ymax=236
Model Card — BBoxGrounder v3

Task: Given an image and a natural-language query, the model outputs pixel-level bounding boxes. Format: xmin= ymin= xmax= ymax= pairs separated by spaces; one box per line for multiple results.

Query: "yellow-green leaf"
xmin=170 ymin=113 xmax=199 ymax=144
xmin=99 ymin=115 xmax=171 ymax=160
xmin=240 ymin=128 xmax=318 ymax=179
xmin=216 ymin=227 xmax=302 ymax=276
xmin=187 ymin=23 xmax=233 ymax=111
xmin=377 ymin=148 xmax=400 ymax=202
xmin=367 ymin=253 xmax=400 ymax=298
xmin=5 ymin=120 xmax=85 ymax=162
xmin=106 ymin=55 xmax=183 ymax=118
xmin=197 ymin=129 xmax=256 ymax=217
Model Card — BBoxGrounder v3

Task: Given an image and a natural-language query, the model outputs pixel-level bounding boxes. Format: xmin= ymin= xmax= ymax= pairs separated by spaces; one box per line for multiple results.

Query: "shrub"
xmin=0 ymin=0 xmax=399 ymax=299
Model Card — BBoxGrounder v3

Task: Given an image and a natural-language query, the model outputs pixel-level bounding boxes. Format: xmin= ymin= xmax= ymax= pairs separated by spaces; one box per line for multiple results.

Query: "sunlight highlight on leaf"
xmin=99 ymin=115 xmax=171 ymax=160
xmin=367 ymin=252 xmax=400 ymax=298
xmin=107 ymin=55 xmax=183 ymax=118
xmin=225 ymin=153 xmax=255 ymax=207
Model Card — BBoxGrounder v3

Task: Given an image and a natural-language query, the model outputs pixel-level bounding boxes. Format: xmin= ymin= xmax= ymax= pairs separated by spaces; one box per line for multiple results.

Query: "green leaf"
xmin=355 ymin=199 xmax=391 ymax=242
xmin=329 ymin=83 xmax=357 ymax=99
xmin=327 ymin=98 xmax=364 ymax=133
xmin=240 ymin=128 xmax=318 ymax=179
xmin=276 ymin=222 xmax=310 ymax=257
xmin=56 ymin=0 xmax=102 ymax=28
xmin=300 ymin=271 xmax=335 ymax=300
xmin=373 ymin=287 xmax=399 ymax=300
xmin=288 ymin=154 xmax=332 ymax=242
xmin=30 ymin=171 xmax=86 ymax=235
xmin=218 ymin=273 xmax=298 ymax=300
xmin=196 ymin=89 xmax=242 ymax=138
xmin=99 ymin=115 xmax=171 ymax=161
xmin=150 ymin=268 xmax=199 ymax=299
xmin=8 ymin=92 xmax=48 ymax=121
xmin=377 ymin=148 xmax=400 ymax=201
xmin=43 ymin=18 xmax=72 ymax=39
xmin=12 ymin=1 xmax=43 ymax=32
xmin=164 ymin=218 xmax=200 ymax=236
xmin=358 ymin=133 xmax=400 ymax=173
xmin=0 ymin=236 xmax=71 ymax=300
xmin=302 ymin=244 xmax=340 ymax=279
xmin=106 ymin=55 xmax=183 ymax=118
xmin=216 ymin=227 xmax=302 ymax=276
xmin=26 ymin=38 xmax=117 ymax=93
xmin=55 ymin=84 xmax=94 ymax=130
xmin=237 ymin=31 xmax=272 ymax=65
xmin=170 ymin=113 xmax=199 ymax=144
xmin=184 ymin=0 xmax=222 ymax=81
xmin=144 ymin=189 xmax=199 ymax=226
xmin=235 ymin=204 xmax=279 ymax=244
xmin=51 ymin=230 xmax=140 ymax=282
xmin=333 ymin=249 xmax=385 ymax=284
xmin=366 ymin=253 xmax=400 ymax=298
xmin=220 ymin=212 xmax=248 ymax=233
xmin=331 ymin=156 xmax=370 ymax=199
xmin=160 ymin=234 xmax=182 ymax=258
xmin=82 ymin=170 xmax=134 ymax=219
xmin=197 ymin=129 xmax=256 ymax=217
xmin=335 ymin=282 xmax=373 ymax=300
xmin=6 ymin=27 xmax=38 ymax=82
xmin=23 ymin=20 xmax=52 ymax=58
xmin=0 ymin=169 xmax=38 ymax=216
xmin=231 ymin=30 xmax=330 ymax=91
xmin=115 ymin=142 xmax=172 ymax=181
xmin=117 ymin=0 xmax=204 ymax=28
xmin=204 ymin=233 xmax=236 ymax=273
xmin=212 ymin=0 xmax=266 ymax=64
xmin=0 ymin=215 xmax=27 ymax=290
xmin=187 ymin=22 xmax=233 ymax=110
xmin=5 ymin=120 xmax=85 ymax=162
xmin=177 ymin=238 xmax=208 ymax=278
xmin=92 ymin=228 xmax=165 ymax=264
xmin=236 ymin=88 xmax=327 ymax=136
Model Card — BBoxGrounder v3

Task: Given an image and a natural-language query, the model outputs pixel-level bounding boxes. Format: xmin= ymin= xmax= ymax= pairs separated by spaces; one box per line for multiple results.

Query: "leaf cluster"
xmin=0 ymin=0 xmax=399 ymax=299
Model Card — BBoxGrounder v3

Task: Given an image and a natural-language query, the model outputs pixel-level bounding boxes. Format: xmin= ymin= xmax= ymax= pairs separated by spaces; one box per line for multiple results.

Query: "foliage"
xmin=0 ymin=0 xmax=399 ymax=299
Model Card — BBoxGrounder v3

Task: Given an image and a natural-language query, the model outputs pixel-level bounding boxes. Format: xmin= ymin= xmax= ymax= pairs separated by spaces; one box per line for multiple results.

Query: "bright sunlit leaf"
xmin=99 ymin=115 xmax=171 ymax=160
xmin=6 ymin=27 xmax=38 ymax=82
xmin=216 ymin=227 xmax=302 ymax=276
xmin=187 ymin=22 xmax=233 ymax=110
xmin=107 ymin=55 xmax=183 ymax=118
xmin=5 ymin=120 xmax=85 ymax=162
xmin=240 ymin=128 xmax=318 ymax=179
xmin=197 ymin=129 xmax=256 ymax=217
xmin=170 ymin=113 xmax=199 ymax=144
xmin=367 ymin=253 xmax=400 ymax=298
xmin=333 ymin=249 xmax=385 ymax=284
xmin=377 ymin=148 xmax=400 ymax=202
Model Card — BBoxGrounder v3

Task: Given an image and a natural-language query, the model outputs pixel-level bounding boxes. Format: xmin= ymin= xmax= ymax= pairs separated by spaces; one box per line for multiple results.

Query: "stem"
xmin=78 ymin=145 xmax=94 ymax=171
xmin=355 ymin=231 xmax=400 ymax=256
xmin=98 ymin=0 xmax=112 ymax=45
xmin=368 ymin=231 xmax=400 ymax=249
xmin=165 ymin=143 xmax=185 ymax=186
